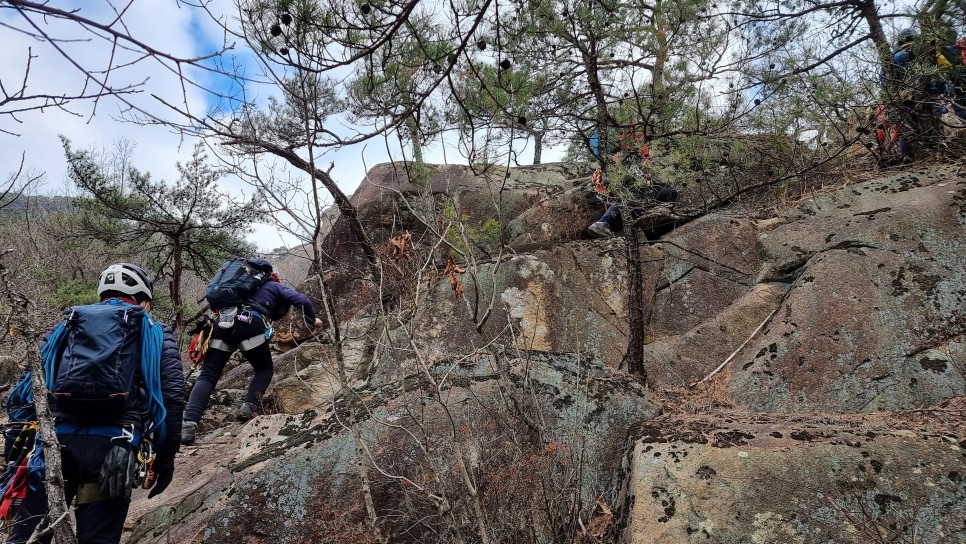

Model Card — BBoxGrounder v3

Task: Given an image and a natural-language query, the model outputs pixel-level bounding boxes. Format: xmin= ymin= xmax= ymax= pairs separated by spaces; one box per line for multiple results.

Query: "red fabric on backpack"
xmin=0 ymin=462 xmax=30 ymax=520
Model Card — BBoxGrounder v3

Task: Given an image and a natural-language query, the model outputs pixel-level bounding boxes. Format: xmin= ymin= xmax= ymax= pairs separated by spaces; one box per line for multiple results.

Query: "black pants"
xmin=183 ymin=318 xmax=272 ymax=423
xmin=599 ymin=182 xmax=679 ymax=229
xmin=5 ymin=432 xmax=130 ymax=544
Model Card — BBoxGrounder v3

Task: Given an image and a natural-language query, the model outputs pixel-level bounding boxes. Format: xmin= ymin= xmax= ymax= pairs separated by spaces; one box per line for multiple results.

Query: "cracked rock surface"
xmin=117 ymin=162 xmax=966 ymax=543
xmin=729 ymin=166 xmax=966 ymax=412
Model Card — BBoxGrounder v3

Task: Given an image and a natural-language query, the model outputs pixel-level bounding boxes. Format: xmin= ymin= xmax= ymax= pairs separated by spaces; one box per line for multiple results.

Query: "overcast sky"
xmin=0 ymin=1 xmax=552 ymax=252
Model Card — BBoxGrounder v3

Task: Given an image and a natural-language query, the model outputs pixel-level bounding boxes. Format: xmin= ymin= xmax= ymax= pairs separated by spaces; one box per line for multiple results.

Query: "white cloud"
xmin=1 ymin=2 xmax=211 ymax=183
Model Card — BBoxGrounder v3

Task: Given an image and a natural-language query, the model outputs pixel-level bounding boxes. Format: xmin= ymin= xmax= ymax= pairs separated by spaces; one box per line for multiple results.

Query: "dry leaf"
xmin=442 ymin=257 xmax=466 ymax=299
xmin=388 ymin=232 xmax=413 ymax=261
xmin=574 ymin=499 xmax=614 ymax=543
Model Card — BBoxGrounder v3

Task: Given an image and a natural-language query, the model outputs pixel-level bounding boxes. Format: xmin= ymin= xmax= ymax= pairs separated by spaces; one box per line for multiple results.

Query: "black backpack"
xmin=6 ymin=302 xmax=166 ymax=430
xmin=205 ymin=258 xmax=272 ymax=310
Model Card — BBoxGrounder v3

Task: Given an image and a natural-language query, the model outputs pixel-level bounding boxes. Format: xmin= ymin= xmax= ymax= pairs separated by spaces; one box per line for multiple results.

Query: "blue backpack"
xmin=5 ymin=300 xmax=168 ymax=445
xmin=205 ymin=258 xmax=272 ymax=310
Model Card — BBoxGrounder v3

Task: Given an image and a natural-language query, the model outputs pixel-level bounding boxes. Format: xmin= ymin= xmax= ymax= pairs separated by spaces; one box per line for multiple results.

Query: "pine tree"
xmin=63 ymin=139 xmax=260 ymax=333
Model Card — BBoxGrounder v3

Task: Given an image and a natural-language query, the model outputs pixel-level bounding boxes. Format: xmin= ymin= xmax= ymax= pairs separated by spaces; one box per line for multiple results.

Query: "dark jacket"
xmin=248 ymin=279 xmax=317 ymax=324
xmin=156 ymin=323 xmax=185 ymax=459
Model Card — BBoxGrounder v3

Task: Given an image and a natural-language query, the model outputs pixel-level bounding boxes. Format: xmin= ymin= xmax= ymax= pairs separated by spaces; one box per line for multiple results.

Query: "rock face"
xmin=619 ymin=414 xmax=966 ymax=544
xmin=119 ymin=161 xmax=966 ymax=543
xmin=410 ymin=237 xmax=645 ymax=370
xmin=318 ymin=162 xmax=587 ymax=322
xmin=127 ymin=354 xmax=660 ymax=543
xmin=729 ymin=169 xmax=966 ymax=412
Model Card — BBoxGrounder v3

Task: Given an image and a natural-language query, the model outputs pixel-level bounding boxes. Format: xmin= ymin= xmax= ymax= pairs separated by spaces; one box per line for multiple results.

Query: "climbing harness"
xmin=209 ymin=308 xmax=273 ymax=353
xmin=58 ymin=423 xmax=148 ymax=504
xmin=210 ymin=332 xmax=269 ymax=352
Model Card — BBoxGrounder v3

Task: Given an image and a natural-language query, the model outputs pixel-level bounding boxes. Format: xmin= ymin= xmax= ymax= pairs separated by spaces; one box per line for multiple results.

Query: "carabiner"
xmin=135 ymin=439 xmax=156 ymax=489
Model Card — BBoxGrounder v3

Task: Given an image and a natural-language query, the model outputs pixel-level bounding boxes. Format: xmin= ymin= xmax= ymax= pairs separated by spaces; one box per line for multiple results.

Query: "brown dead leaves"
xmin=388 ymin=232 xmax=413 ymax=261
xmin=442 ymin=257 xmax=466 ymax=299
xmin=384 ymin=233 xmax=467 ymax=300
xmin=573 ymin=499 xmax=615 ymax=543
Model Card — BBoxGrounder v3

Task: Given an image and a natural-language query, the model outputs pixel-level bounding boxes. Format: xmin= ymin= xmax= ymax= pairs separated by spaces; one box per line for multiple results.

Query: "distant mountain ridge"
xmin=0 ymin=195 xmax=74 ymax=218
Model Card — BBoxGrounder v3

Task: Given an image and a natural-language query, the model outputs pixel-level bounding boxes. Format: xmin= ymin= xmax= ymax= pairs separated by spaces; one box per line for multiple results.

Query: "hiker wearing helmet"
xmin=2 ymin=263 xmax=185 ymax=544
xmin=181 ymin=259 xmax=321 ymax=445
xmin=937 ymin=35 xmax=966 ymax=122
xmin=587 ymin=139 xmax=678 ymax=239
xmin=884 ymin=27 xmax=927 ymax=163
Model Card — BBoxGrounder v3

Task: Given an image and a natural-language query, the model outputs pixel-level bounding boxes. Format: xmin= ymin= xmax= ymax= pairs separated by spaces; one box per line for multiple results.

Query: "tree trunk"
xmin=580 ymin=36 xmax=611 ymax=167
xmin=858 ymin=0 xmax=894 ymax=83
xmin=171 ymin=239 xmax=184 ymax=335
xmin=622 ymin=227 xmax=647 ymax=380
xmin=532 ymin=131 xmax=543 ymax=165
xmin=0 ymin=251 xmax=78 ymax=544
xmin=651 ymin=0 xmax=670 ymax=133
xmin=406 ymin=114 xmax=424 ymax=165
xmin=29 ymin=360 xmax=77 ymax=544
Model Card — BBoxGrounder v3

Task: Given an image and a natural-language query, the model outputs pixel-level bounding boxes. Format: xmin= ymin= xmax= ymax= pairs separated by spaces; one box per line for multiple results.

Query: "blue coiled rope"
xmin=140 ymin=313 xmax=167 ymax=446
xmin=39 ymin=321 xmax=68 ymax=393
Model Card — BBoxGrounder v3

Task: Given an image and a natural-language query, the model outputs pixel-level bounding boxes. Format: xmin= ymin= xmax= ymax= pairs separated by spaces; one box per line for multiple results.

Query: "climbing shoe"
xmin=588 ymin=221 xmax=615 ymax=239
xmin=236 ymin=402 xmax=258 ymax=422
xmin=181 ymin=421 xmax=198 ymax=445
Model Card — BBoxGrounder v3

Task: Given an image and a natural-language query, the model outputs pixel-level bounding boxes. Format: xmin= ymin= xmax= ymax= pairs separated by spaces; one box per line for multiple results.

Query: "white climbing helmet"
xmin=97 ymin=263 xmax=154 ymax=301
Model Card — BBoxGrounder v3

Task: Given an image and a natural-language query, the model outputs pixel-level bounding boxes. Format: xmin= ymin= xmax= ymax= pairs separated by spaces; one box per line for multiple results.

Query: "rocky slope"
xmin=122 ymin=160 xmax=965 ymax=543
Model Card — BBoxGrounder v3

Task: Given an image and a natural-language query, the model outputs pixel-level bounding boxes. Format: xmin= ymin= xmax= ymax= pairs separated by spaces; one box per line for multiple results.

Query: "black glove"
xmin=99 ymin=444 xmax=136 ymax=501
xmin=148 ymin=455 xmax=175 ymax=499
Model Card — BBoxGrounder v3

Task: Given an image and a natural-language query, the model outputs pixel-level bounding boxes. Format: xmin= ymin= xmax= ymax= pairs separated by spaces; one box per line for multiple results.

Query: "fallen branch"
xmin=691 ymin=307 xmax=778 ymax=387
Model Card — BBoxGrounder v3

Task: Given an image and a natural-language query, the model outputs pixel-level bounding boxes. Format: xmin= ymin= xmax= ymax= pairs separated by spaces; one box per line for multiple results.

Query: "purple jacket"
xmin=249 ymin=280 xmax=317 ymax=324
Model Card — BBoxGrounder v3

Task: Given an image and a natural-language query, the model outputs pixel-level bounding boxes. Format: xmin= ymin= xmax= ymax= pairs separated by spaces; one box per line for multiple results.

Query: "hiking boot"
xmin=236 ymin=402 xmax=258 ymax=422
xmin=588 ymin=221 xmax=615 ymax=238
xmin=181 ymin=421 xmax=198 ymax=445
